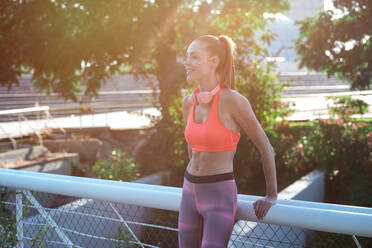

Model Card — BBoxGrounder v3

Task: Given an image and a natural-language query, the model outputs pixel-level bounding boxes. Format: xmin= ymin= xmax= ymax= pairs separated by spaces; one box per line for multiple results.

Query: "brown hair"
xmin=195 ymin=34 xmax=236 ymax=89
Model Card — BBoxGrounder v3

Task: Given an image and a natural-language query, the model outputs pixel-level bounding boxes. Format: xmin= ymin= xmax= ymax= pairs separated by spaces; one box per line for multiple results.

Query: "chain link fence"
xmin=0 ymin=187 xmax=370 ymax=248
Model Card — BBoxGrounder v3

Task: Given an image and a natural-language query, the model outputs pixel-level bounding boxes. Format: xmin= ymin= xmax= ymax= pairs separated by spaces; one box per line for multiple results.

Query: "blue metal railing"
xmin=0 ymin=168 xmax=371 ymax=247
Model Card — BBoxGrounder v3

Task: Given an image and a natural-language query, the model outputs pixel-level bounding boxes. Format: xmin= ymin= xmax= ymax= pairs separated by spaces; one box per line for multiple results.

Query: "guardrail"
xmin=0 ymin=106 xmax=50 ymax=149
xmin=0 ymin=106 xmax=66 ymax=148
xmin=0 ymin=169 xmax=371 ymax=247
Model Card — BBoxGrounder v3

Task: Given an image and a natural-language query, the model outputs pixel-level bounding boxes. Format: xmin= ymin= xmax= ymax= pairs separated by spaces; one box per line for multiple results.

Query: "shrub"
xmin=282 ymin=117 xmax=372 ymax=206
xmin=92 ymin=148 xmax=140 ymax=182
xmin=326 ymin=95 xmax=369 ymax=121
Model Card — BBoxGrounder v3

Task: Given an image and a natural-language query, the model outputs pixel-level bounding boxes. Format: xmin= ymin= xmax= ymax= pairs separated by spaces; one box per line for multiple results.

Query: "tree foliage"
xmin=0 ymin=0 xmax=289 ymax=113
xmin=0 ymin=0 xmax=146 ymax=98
xmin=1 ymin=0 xmax=294 ymax=175
xmin=294 ymin=0 xmax=372 ymax=90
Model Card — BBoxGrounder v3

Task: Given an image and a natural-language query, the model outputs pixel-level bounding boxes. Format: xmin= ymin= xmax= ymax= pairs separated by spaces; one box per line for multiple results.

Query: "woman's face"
xmin=184 ymin=40 xmax=216 ymax=84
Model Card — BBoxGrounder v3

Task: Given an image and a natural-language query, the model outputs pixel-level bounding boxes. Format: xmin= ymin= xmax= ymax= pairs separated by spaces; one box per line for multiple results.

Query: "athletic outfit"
xmin=184 ymin=86 xmax=240 ymax=152
xmin=178 ymin=86 xmax=241 ymax=248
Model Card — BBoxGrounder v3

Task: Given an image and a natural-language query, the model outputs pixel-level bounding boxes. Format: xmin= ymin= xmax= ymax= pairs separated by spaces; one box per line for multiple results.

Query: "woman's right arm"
xmin=182 ymin=95 xmax=192 ymax=160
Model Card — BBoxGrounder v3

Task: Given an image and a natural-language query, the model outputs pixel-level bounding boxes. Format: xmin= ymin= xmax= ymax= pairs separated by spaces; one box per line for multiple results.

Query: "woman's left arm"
xmin=227 ymin=90 xmax=277 ymax=219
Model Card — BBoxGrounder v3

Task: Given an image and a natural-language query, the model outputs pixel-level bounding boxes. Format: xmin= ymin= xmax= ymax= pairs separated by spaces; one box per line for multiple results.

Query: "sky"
xmin=324 ymin=0 xmax=334 ymax=11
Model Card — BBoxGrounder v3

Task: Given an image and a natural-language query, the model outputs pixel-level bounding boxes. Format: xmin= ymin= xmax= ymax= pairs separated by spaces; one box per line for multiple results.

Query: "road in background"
xmin=1 ymin=73 xmax=371 ymax=140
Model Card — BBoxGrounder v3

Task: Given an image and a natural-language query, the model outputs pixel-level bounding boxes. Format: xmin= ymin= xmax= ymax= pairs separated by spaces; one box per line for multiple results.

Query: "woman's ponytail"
xmin=217 ymin=35 xmax=236 ymax=89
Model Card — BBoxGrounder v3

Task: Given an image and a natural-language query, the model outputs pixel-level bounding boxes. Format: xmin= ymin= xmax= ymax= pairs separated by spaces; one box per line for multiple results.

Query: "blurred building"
xmin=265 ymin=0 xmax=325 ymax=73
xmin=286 ymin=0 xmax=324 ymax=21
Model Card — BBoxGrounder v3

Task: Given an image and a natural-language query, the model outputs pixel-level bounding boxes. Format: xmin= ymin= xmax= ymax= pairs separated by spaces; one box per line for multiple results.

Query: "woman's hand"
xmin=253 ymin=195 xmax=277 ymax=220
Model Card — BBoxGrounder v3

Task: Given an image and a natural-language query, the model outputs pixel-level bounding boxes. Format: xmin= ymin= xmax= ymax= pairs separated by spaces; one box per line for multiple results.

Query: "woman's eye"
xmin=184 ymin=55 xmax=198 ymax=61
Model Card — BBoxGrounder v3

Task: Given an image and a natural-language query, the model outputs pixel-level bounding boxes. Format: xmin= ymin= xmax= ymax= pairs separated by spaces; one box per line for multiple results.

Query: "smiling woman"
xmin=178 ymin=34 xmax=278 ymax=248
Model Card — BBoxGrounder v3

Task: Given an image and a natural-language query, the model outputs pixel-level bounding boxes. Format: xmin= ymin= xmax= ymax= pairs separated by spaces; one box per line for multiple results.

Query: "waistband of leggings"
xmin=184 ymin=170 xmax=235 ymax=184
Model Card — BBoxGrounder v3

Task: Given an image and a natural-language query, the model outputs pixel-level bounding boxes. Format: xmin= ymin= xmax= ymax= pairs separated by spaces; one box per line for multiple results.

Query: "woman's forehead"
xmin=186 ymin=41 xmax=209 ymax=56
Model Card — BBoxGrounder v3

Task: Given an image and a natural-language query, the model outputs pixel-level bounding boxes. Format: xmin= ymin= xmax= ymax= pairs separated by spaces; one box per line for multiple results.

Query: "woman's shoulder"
xmin=220 ymin=88 xmax=246 ymax=104
xmin=182 ymin=94 xmax=192 ymax=111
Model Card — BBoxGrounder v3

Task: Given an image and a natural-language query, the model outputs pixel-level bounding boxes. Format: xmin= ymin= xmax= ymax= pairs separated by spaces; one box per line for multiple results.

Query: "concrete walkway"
xmin=1 ymin=92 xmax=371 ymax=141
xmin=0 ymin=108 xmax=161 ymax=140
xmin=0 ymin=78 xmax=371 ymax=140
xmin=282 ymin=90 xmax=372 ymax=121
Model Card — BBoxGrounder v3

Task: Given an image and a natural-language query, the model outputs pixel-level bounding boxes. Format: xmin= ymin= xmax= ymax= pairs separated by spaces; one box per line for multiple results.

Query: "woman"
xmin=178 ymin=34 xmax=278 ymax=248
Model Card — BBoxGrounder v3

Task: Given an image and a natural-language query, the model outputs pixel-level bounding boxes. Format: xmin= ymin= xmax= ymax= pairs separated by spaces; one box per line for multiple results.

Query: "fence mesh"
xmin=0 ymin=186 xmax=370 ymax=248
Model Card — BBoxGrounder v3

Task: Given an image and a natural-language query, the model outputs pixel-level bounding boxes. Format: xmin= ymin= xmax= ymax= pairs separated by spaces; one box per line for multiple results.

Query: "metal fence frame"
xmin=0 ymin=106 xmax=67 ymax=149
xmin=0 ymin=168 xmax=371 ymax=248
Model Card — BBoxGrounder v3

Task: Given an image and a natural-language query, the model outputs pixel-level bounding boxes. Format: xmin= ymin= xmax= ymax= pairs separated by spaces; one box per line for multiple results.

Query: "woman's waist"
xmin=191 ymin=149 xmax=236 ymax=160
xmin=184 ymin=169 xmax=235 ymax=184
xmin=186 ymin=160 xmax=234 ymax=176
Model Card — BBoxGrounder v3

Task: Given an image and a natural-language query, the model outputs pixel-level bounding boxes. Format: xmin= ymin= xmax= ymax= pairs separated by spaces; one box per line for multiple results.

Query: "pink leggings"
xmin=178 ymin=170 xmax=238 ymax=248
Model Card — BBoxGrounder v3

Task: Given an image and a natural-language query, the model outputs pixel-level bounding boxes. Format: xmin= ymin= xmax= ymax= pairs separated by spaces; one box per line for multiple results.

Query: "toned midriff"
xmin=186 ymin=149 xmax=236 ymax=176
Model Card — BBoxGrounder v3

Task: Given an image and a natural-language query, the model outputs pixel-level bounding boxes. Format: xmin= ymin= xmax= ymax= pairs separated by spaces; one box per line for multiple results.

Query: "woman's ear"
xmin=209 ymin=55 xmax=220 ymax=70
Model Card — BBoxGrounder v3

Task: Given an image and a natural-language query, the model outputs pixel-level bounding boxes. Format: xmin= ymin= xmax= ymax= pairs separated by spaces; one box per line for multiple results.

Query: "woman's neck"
xmin=197 ymin=77 xmax=219 ymax=92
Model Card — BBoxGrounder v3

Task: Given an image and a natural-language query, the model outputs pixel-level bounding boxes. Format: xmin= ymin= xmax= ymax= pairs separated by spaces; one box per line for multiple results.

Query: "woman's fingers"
xmin=258 ymin=200 xmax=266 ymax=219
xmin=253 ymin=198 xmax=274 ymax=220
xmin=262 ymin=202 xmax=270 ymax=219
xmin=253 ymin=199 xmax=264 ymax=219
xmin=258 ymin=201 xmax=268 ymax=219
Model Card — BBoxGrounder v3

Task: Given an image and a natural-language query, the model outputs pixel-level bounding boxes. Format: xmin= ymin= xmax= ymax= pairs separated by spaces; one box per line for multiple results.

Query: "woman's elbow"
xmin=260 ymin=143 xmax=275 ymax=156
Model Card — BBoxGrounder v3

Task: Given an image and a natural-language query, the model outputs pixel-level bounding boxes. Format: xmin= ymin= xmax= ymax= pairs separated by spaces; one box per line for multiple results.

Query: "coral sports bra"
xmin=185 ymin=87 xmax=241 ymax=152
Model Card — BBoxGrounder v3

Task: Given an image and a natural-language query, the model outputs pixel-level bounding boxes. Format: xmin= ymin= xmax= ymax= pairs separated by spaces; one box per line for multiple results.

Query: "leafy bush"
xmin=235 ymin=61 xmax=295 ymax=132
xmin=92 ymin=148 xmax=140 ymax=182
xmin=0 ymin=189 xmax=32 ymax=247
xmin=233 ymin=120 xmax=317 ymax=195
xmin=326 ymin=95 xmax=369 ymax=121
xmin=282 ymin=117 xmax=372 ymax=206
xmin=0 ymin=189 xmax=16 ymax=248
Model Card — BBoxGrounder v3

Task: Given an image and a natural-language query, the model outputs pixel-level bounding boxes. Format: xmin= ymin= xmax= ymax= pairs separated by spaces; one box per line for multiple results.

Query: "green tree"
xmin=1 ymin=0 xmax=293 ymax=176
xmin=0 ymin=0 xmax=185 ymax=125
xmin=0 ymin=0 xmax=145 ymax=98
xmin=0 ymin=0 xmax=289 ymax=120
xmin=294 ymin=0 xmax=372 ymax=90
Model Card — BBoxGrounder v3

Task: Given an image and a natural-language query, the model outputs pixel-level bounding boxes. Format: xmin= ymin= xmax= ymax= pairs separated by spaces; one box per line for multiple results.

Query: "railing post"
xmin=18 ymin=114 xmax=22 ymax=136
xmin=45 ymin=110 xmax=66 ymax=134
xmin=35 ymin=102 xmax=40 ymax=122
xmin=105 ymin=108 xmax=108 ymax=127
xmin=352 ymin=235 xmax=362 ymax=248
xmin=79 ymin=112 xmax=82 ymax=129
xmin=16 ymin=190 xmax=24 ymax=248
xmin=91 ymin=112 xmax=94 ymax=127
xmin=18 ymin=114 xmax=43 ymax=147
xmin=0 ymin=125 xmax=17 ymax=150
xmin=22 ymin=190 xmax=74 ymax=247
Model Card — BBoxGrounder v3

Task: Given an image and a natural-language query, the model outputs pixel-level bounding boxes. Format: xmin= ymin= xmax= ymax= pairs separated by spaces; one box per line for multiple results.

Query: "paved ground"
xmin=1 ymin=91 xmax=371 ymax=140
xmin=281 ymin=90 xmax=372 ymax=121
xmin=0 ymin=108 xmax=160 ymax=140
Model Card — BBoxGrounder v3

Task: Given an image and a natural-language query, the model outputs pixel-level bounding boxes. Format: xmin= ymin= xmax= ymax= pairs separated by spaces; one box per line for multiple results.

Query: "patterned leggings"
xmin=178 ymin=170 xmax=238 ymax=248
